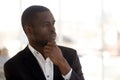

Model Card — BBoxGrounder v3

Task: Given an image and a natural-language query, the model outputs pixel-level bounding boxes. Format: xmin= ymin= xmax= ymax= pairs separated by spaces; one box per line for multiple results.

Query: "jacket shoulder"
xmin=58 ymin=45 xmax=77 ymax=55
xmin=4 ymin=47 xmax=29 ymax=68
xmin=59 ymin=46 xmax=76 ymax=52
xmin=58 ymin=45 xmax=78 ymax=64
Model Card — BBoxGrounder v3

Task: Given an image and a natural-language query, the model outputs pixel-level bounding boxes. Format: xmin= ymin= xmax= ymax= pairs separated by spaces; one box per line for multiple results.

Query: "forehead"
xmin=35 ymin=11 xmax=55 ymax=21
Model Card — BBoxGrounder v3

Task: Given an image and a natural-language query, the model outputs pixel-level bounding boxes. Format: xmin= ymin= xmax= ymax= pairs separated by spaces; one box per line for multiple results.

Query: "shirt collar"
xmin=28 ymin=44 xmax=45 ymax=60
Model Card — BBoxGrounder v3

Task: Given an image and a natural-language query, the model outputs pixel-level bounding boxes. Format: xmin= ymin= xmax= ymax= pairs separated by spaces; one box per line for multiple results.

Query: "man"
xmin=4 ymin=5 xmax=85 ymax=80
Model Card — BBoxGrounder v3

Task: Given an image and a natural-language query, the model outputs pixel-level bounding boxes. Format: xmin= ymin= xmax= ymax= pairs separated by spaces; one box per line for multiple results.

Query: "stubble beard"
xmin=38 ymin=40 xmax=48 ymax=47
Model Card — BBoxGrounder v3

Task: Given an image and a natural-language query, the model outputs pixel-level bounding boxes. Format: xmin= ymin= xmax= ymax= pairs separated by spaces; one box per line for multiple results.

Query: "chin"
xmin=38 ymin=40 xmax=48 ymax=47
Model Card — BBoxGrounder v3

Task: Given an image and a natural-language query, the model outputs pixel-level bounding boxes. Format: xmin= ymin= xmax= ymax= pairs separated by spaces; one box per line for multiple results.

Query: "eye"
xmin=43 ymin=22 xmax=50 ymax=27
xmin=43 ymin=21 xmax=55 ymax=27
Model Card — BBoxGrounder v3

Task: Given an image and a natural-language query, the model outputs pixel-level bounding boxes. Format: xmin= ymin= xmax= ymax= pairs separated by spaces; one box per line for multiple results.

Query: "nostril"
xmin=50 ymin=26 xmax=55 ymax=32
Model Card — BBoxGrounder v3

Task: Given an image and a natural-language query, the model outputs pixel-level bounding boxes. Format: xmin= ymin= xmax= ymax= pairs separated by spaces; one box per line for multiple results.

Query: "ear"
xmin=23 ymin=26 xmax=32 ymax=37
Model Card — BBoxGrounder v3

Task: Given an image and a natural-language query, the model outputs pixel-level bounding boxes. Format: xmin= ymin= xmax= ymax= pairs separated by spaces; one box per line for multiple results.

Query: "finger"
xmin=43 ymin=49 xmax=50 ymax=57
xmin=44 ymin=46 xmax=50 ymax=50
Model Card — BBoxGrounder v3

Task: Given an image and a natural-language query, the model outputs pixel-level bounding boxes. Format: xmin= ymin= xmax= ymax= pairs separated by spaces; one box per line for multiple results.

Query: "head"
xmin=21 ymin=5 xmax=56 ymax=47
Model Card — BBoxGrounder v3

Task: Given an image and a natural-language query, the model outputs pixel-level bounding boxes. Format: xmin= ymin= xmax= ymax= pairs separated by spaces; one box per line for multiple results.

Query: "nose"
xmin=50 ymin=24 xmax=55 ymax=32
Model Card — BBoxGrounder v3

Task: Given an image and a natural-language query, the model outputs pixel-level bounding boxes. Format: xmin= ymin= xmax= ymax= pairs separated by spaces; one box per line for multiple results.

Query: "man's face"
xmin=29 ymin=11 xmax=56 ymax=47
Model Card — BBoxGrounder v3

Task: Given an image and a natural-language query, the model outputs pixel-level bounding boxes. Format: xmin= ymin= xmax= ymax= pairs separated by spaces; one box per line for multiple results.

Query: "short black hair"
xmin=21 ymin=5 xmax=50 ymax=27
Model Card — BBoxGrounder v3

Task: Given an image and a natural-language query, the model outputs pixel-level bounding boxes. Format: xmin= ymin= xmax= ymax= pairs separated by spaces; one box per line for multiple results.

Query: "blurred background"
xmin=0 ymin=0 xmax=120 ymax=80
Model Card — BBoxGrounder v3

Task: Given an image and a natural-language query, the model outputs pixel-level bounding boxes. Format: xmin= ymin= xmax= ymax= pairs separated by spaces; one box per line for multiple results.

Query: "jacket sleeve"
xmin=70 ymin=52 xmax=85 ymax=80
xmin=4 ymin=61 xmax=18 ymax=80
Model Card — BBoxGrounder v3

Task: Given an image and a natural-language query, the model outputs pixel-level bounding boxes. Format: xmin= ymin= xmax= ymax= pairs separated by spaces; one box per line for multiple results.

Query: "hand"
xmin=43 ymin=41 xmax=71 ymax=75
xmin=43 ymin=41 xmax=63 ymax=65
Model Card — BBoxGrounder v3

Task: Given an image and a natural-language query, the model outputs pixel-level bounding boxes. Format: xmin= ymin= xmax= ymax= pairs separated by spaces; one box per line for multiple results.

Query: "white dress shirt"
xmin=28 ymin=44 xmax=72 ymax=80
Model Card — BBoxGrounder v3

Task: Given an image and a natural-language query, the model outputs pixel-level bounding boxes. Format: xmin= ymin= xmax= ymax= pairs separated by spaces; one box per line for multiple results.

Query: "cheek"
xmin=32 ymin=27 xmax=50 ymax=40
xmin=40 ymin=28 xmax=50 ymax=37
xmin=35 ymin=31 xmax=49 ymax=40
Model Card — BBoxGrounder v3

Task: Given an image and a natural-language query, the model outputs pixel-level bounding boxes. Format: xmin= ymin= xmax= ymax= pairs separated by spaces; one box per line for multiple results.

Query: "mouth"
xmin=49 ymin=33 xmax=56 ymax=41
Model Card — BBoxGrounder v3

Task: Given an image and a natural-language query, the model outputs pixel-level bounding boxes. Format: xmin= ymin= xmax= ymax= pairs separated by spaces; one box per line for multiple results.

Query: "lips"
xmin=49 ymin=33 xmax=56 ymax=40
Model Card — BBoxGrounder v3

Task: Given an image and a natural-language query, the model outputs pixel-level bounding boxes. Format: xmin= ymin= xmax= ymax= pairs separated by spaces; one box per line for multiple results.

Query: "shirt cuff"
xmin=62 ymin=68 xmax=72 ymax=80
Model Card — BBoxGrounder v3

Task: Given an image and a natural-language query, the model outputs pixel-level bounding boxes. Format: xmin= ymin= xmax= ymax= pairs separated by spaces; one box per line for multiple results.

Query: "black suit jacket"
xmin=4 ymin=46 xmax=85 ymax=80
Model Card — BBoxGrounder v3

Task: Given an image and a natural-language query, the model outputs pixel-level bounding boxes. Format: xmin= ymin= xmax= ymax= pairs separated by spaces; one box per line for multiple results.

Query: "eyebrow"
xmin=43 ymin=20 xmax=55 ymax=23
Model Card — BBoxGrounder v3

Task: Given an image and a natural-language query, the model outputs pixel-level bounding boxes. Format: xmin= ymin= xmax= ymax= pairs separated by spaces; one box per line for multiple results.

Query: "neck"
xmin=30 ymin=43 xmax=46 ymax=59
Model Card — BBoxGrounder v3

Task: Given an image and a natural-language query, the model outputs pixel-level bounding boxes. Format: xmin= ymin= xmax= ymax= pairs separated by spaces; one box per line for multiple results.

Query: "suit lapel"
xmin=22 ymin=46 xmax=65 ymax=80
xmin=23 ymin=47 xmax=46 ymax=80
